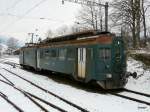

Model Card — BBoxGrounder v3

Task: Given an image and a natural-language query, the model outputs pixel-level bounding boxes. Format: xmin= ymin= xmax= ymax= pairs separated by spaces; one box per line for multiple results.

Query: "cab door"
xmin=97 ymin=47 xmax=111 ymax=74
xmin=113 ymin=40 xmax=124 ymax=72
xmin=78 ymin=48 xmax=86 ymax=79
xmin=36 ymin=49 xmax=40 ymax=68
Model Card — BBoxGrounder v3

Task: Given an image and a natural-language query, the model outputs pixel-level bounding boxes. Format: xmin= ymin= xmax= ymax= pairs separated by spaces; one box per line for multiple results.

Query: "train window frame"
xmin=43 ymin=49 xmax=50 ymax=59
xmin=99 ymin=48 xmax=111 ymax=60
xmin=40 ymin=50 xmax=44 ymax=58
xmin=25 ymin=50 xmax=29 ymax=55
xmin=45 ymin=50 xmax=49 ymax=55
xmin=67 ymin=48 xmax=75 ymax=61
xmin=88 ymin=48 xmax=93 ymax=59
xmin=58 ymin=48 xmax=67 ymax=60
xmin=44 ymin=48 xmax=57 ymax=59
xmin=51 ymin=49 xmax=57 ymax=58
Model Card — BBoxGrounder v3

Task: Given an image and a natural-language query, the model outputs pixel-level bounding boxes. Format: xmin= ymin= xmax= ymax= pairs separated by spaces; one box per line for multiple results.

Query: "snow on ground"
xmin=0 ymin=43 xmax=8 ymax=53
xmin=0 ymin=55 xmax=19 ymax=63
xmin=126 ymin=58 xmax=150 ymax=94
xmin=0 ymin=55 xmax=150 ymax=112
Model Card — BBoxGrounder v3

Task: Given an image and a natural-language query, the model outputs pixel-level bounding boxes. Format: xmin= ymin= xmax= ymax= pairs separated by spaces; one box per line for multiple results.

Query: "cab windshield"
xmin=99 ymin=48 xmax=111 ymax=61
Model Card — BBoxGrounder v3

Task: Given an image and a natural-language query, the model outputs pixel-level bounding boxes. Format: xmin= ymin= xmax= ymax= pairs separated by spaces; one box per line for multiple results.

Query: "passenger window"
xmin=44 ymin=49 xmax=57 ymax=58
xmin=40 ymin=50 xmax=44 ymax=58
xmin=50 ymin=49 xmax=57 ymax=57
xmin=99 ymin=48 xmax=111 ymax=60
xmin=87 ymin=48 xmax=93 ymax=59
xmin=59 ymin=49 xmax=66 ymax=60
xmin=26 ymin=50 xmax=29 ymax=55
xmin=67 ymin=49 xmax=74 ymax=60
xmin=44 ymin=50 xmax=50 ymax=59
xmin=45 ymin=50 xmax=49 ymax=54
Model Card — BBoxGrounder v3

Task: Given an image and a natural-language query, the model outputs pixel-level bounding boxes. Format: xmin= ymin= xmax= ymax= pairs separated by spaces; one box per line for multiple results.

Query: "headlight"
xmin=106 ymin=74 xmax=112 ymax=78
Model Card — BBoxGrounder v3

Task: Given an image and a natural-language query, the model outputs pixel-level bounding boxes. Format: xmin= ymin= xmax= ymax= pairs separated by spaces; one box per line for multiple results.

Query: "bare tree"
xmin=45 ymin=29 xmax=54 ymax=38
xmin=7 ymin=37 xmax=18 ymax=50
xmin=56 ymin=25 xmax=70 ymax=36
xmin=141 ymin=0 xmax=150 ymax=46
xmin=111 ymin=0 xmax=142 ymax=48
xmin=76 ymin=0 xmax=104 ymax=31
xmin=70 ymin=24 xmax=81 ymax=33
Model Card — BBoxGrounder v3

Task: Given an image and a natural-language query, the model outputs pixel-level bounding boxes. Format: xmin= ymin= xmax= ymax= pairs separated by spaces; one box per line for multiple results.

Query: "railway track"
xmin=1 ymin=60 xmax=150 ymax=108
xmin=0 ymin=58 xmax=20 ymax=67
xmin=3 ymin=61 xmax=20 ymax=68
xmin=123 ymin=88 xmax=150 ymax=98
xmin=1 ymin=68 xmax=89 ymax=112
xmin=109 ymin=88 xmax=150 ymax=106
xmin=0 ymin=91 xmax=24 ymax=112
xmin=0 ymin=73 xmax=67 ymax=112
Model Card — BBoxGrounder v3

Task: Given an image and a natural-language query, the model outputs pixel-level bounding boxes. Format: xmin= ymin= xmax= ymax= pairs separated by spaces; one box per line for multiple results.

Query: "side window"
xmin=105 ymin=49 xmax=111 ymax=59
xmin=21 ymin=51 xmax=23 ymax=56
xmin=99 ymin=48 xmax=111 ymax=60
xmin=45 ymin=50 xmax=49 ymax=55
xmin=59 ymin=49 xmax=66 ymax=60
xmin=99 ymin=49 xmax=105 ymax=59
xmin=25 ymin=50 xmax=29 ymax=55
xmin=44 ymin=49 xmax=50 ymax=59
xmin=50 ymin=49 xmax=57 ymax=58
xmin=67 ymin=49 xmax=74 ymax=60
xmin=44 ymin=49 xmax=57 ymax=58
xmin=40 ymin=50 xmax=44 ymax=58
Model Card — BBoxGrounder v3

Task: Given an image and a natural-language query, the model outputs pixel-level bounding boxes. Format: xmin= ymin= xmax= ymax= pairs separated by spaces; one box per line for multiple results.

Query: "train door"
xmin=36 ymin=50 xmax=40 ymax=68
xmin=78 ymin=48 xmax=86 ymax=79
xmin=19 ymin=50 xmax=24 ymax=65
xmin=23 ymin=51 xmax=24 ymax=64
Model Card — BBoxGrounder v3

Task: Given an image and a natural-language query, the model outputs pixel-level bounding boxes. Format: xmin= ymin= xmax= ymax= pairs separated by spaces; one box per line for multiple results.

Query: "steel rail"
xmin=0 ymin=91 xmax=24 ymax=112
xmin=3 ymin=68 xmax=89 ymax=112
xmin=109 ymin=92 xmax=150 ymax=106
xmin=0 ymin=73 xmax=14 ymax=86
xmin=0 ymin=79 xmax=50 ymax=112
xmin=0 ymin=79 xmax=67 ymax=112
xmin=123 ymin=88 xmax=150 ymax=98
xmin=3 ymin=61 xmax=20 ymax=68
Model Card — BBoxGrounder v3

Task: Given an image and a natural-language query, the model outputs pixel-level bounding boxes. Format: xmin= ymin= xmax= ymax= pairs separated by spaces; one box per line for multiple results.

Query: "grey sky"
xmin=0 ymin=0 xmax=109 ymax=43
xmin=0 ymin=0 xmax=81 ymax=42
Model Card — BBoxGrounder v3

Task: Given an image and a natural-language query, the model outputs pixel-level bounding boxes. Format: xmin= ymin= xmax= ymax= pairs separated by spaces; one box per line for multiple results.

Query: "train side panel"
xmin=23 ymin=48 xmax=37 ymax=68
xmin=38 ymin=47 xmax=76 ymax=75
xmin=19 ymin=33 xmax=128 ymax=89
xmin=19 ymin=50 xmax=24 ymax=65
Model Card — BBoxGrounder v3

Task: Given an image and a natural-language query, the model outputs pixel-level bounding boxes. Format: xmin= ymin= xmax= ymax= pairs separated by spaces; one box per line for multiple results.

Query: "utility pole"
xmin=105 ymin=2 xmax=108 ymax=32
xmin=62 ymin=0 xmax=109 ymax=32
xmin=28 ymin=33 xmax=34 ymax=43
xmin=28 ymin=29 xmax=39 ymax=43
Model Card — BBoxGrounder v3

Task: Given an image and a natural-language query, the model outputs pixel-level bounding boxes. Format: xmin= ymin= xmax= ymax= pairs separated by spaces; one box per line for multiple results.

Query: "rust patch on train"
xmin=22 ymin=34 xmax=113 ymax=49
xmin=96 ymin=36 xmax=112 ymax=44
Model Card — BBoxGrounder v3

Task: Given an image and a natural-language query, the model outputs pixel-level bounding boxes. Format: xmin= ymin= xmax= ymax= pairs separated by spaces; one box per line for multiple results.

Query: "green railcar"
xmin=20 ymin=31 xmax=136 ymax=89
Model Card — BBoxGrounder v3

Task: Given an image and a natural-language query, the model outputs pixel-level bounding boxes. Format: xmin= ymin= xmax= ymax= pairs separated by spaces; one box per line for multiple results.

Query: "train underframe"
xmin=20 ymin=63 xmax=137 ymax=90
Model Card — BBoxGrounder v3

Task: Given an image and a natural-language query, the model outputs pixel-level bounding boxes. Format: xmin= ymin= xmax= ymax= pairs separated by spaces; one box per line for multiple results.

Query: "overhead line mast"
xmin=62 ymin=0 xmax=109 ymax=32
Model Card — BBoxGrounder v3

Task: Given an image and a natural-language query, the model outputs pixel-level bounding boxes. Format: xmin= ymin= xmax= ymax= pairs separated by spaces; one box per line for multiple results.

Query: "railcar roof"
xmin=41 ymin=30 xmax=110 ymax=43
xmin=22 ymin=31 xmax=115 ymax=49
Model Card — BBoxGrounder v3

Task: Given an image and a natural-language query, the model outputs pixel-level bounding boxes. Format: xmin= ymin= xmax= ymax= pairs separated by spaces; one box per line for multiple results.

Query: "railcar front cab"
xmin=104 ymin=37 xmax=127 ymax=89
xmin=95 ymin=36 xmax=137 ymax=89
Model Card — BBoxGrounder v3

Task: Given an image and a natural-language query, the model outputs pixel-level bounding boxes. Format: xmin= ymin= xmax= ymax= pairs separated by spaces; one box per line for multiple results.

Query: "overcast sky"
xmin=0 ymin=0 xmax=109 ymax=44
